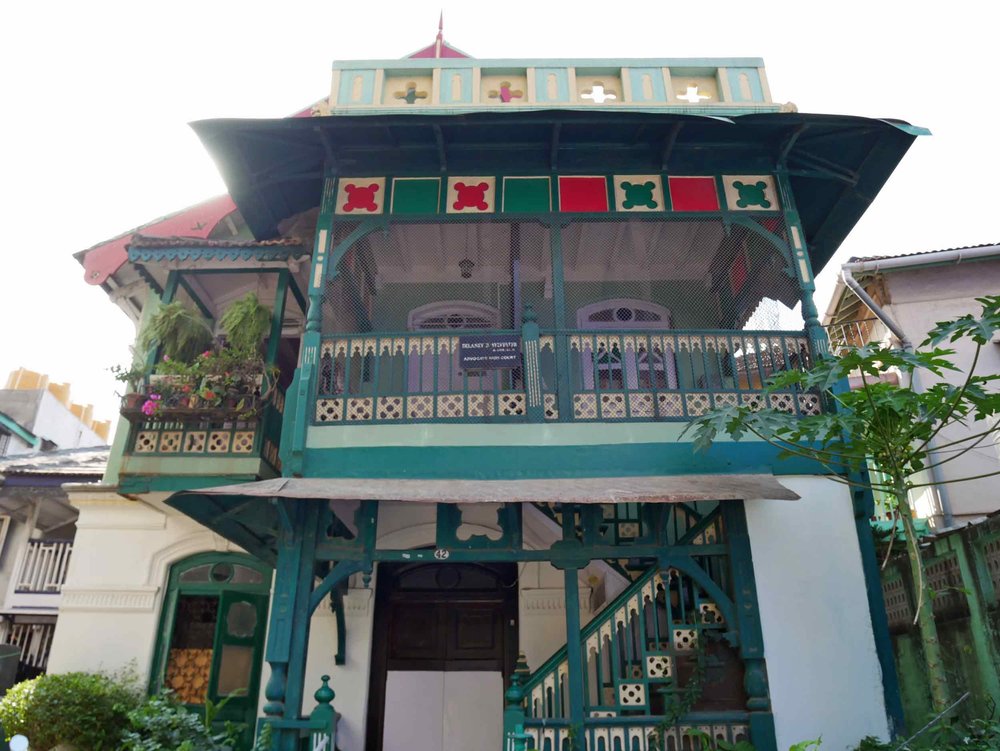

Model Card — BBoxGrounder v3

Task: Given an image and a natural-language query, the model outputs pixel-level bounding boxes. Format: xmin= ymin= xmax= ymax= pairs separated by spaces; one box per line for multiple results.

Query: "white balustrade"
xmin=15 ymin=540 xmax=73 ymax=594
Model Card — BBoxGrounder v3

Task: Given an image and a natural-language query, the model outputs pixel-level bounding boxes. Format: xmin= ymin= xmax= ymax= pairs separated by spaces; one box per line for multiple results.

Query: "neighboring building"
xmin=824 ymin=244 xmax=1000 ymax=529
xmin=52 ymin=34 xmax=928 ymax=751
xmin=0 ymin=369 xmax=110 ymax=456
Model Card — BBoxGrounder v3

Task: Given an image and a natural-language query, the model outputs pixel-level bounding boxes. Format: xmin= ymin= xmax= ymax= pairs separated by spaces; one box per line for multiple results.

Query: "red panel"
xmin=558 ymin=177 xmax=609 ymax=212
xmin=668 ymin=177 xmax=720 ymax=212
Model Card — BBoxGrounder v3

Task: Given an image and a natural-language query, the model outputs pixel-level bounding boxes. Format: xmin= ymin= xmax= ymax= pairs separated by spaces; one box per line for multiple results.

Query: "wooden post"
xmin=262 ymin=499 xmax=321 ymax=751
xmin=720 ymin=501 xmax=777 ymax=751
xmin=503 ymin=654 xmax=531 ymax=751
xmin=559 ymin=506 xmax=586 ymax=747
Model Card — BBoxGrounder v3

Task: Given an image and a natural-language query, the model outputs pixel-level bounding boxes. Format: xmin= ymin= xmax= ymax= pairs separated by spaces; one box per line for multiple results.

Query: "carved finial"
xmin=315 ymin=674 xmax=335 ymax=705
xmin=522 ymin=304 xmax=537 ymax=324
xmin=506 ymin=652 xmax=531 ymax=704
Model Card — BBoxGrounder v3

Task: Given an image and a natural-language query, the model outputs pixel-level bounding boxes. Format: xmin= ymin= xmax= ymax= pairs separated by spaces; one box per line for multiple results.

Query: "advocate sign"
xmin=458 ymin=334 xmax=521 ymax=369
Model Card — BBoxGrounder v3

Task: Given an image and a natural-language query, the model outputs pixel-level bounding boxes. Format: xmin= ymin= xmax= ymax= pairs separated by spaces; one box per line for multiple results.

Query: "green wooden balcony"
xmin=118 ymin=380 xmax=286 ymax=482
xmin=313 ymin=326 xmax=819 ymax=425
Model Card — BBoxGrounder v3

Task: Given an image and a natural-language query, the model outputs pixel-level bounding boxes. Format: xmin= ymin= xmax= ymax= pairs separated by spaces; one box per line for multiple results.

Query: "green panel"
xmin=502 ymin=177 xmax=552 ymax=213
xmin=390 ymin=178 xmax=441 ymax=215
xmin=302 ymin=440 xmax=824 ymax=479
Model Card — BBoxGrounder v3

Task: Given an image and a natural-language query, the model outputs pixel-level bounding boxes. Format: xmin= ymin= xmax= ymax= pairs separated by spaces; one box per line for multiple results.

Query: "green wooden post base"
xmin=749 ymin=713 xmax=777 ymax=751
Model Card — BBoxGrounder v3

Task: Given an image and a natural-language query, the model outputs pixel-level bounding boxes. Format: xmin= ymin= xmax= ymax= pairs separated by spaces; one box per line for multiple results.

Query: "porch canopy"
xmin=167 ymin=474 xmax=798 ymax=562
xmin=191 ymin=109 xmax=928 ymax=275
xmin=183 ymin=474 xmax=799 ymax=504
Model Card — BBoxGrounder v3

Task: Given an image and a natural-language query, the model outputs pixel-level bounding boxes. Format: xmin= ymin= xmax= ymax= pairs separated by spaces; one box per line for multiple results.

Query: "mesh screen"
xmin=321 ymin=216 xmax=800 ymax=337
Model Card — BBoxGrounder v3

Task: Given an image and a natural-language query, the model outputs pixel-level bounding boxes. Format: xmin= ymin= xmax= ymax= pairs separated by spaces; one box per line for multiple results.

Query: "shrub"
xmin=0 ymin=671 xmax=141 ymax=750
xmin=120 ymin=693 xmax=239 ymax=751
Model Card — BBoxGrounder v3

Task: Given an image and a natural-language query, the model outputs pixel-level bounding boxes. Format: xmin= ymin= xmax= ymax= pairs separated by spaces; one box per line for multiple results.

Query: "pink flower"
xmin=141 ymin=399 xmax=158 ymax=416
xmin=163 ymin=355 xmax=170 ymax=362
xmin=202 ymin=351 xmax=212 ymax=358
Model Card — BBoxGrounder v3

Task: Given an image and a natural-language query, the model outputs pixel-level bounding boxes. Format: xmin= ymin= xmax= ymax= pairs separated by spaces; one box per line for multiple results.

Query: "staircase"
xmin=509 ymin=502 xmax=753 ymax=751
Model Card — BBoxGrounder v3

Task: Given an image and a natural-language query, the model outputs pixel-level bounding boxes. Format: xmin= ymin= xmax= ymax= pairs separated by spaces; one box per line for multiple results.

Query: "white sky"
xmin=1 ymin=0 xmax=997 ymax=432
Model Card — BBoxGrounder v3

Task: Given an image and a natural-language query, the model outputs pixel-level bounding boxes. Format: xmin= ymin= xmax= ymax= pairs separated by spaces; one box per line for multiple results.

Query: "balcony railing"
xmin=824 ymin=318 xmax=884 ymax=355
xmin=122 ymin=379 xmax=285 ymax=471
xmin=315 ymin=328 xmax=819 ymax=425
xmin=16 ymin=539 xmax=73 ymax=594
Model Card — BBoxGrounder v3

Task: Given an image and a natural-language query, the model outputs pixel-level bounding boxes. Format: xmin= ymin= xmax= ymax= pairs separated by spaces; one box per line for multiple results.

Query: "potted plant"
xmin=138 ymin=301 xmax=213 ymax=363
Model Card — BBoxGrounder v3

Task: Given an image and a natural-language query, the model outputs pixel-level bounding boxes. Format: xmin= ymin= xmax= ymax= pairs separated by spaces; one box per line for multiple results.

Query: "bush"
xmin=0 ymin=671 xmax=142 ymax=750
xmin=120 ymin=693 xmax=239 ymax=751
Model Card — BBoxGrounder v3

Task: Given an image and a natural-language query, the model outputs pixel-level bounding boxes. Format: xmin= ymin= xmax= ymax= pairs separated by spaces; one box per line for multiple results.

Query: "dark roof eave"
xmin=191 ymin=109 xmax=926 ymax=275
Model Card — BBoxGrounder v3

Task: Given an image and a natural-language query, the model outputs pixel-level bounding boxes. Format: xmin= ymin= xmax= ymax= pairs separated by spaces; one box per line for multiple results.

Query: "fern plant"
xmin=139 ymin=301 xmax=213 ymax=363
xmin=220 ymin=293 xmax=272 ymax=355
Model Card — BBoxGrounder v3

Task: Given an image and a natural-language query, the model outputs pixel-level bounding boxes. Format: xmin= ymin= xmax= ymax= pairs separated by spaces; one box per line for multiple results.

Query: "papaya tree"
xmin=684 ymin=296 xmax=1000 ymax=714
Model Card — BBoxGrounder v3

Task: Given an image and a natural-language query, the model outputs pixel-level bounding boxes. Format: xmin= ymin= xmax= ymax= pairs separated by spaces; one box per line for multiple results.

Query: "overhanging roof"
xmin=192 ymin=109 xmax=926 ymax=275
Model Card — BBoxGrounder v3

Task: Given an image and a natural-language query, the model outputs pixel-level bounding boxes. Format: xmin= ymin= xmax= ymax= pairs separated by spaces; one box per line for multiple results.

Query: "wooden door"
xmin=366 ymin=562 xmax=518 ymax=751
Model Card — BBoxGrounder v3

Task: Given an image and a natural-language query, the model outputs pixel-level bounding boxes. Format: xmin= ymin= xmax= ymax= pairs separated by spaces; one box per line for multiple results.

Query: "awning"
xmin=182 ymin=474 xmax=800 ymax=503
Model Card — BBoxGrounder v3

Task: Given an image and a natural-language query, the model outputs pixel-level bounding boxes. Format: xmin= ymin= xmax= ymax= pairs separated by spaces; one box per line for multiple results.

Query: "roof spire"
xmin=435 ymin=11 xmax=443 ymax=58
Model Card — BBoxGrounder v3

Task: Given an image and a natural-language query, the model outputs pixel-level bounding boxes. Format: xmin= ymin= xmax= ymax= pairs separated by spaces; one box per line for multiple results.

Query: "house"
xmin=0 ymin=370 xmax=109 ymax=685
xmin=823 ymin=243 xmax=1000 ymax=529
xmin=51 ymin=35 xmax=928 ymax=751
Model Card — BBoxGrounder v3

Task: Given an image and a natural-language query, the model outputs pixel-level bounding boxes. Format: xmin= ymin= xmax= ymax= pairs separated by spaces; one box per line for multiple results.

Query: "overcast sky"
xmin=1 ymin=1 xmax=996 ymax=432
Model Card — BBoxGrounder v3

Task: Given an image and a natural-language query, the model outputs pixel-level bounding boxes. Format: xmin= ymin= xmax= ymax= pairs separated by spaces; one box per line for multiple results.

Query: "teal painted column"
xmin=286 ymin=173 xmax=337 ymax=475
xmin=851 ymin=476 xmax=907 ymax=735
xmin=774 ymin=169 xmax=828 ymax=359
xmin=548 ymin=222 xmax=573 ymax=420
xmin=558 ymin=507 xmax=586 ymax=746
xmin=720 ymin=501 xmax=777 ymax=751
xmin=262 ymin=499 xmax=321 ymax=751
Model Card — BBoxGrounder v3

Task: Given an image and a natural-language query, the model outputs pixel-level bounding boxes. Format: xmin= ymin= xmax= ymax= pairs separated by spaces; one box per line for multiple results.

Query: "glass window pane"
xmin=230 ymin=565 xmax=265 ymax=585
xmin=216 ymin=644 xmax=254 ymax=696
xmin=210 ymin=563 xmax=235 ymax=583
xmin=179 ymin=564 xmax=212 ymax=583
xmin=226 ymin=601 xmax=258 ymax=638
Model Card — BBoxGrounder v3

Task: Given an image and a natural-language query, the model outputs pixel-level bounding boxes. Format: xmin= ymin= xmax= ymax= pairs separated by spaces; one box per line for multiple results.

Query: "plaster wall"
xmin=883 ymin=262 xmax=1000 ymax=524
xmin=47 ymin=492 xmax=238 ymax=678
xmin=746 ymin=476 xmax=889 ymax=749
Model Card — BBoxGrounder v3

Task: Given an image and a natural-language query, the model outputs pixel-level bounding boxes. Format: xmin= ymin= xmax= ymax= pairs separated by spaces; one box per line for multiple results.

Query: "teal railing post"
xmin=521 ymin=305 xmax=544 ymax=422
xmin=503 ymin=654 xmax=531 ymax=751
xmin=309 ymin=675 xmax=338 ymax=750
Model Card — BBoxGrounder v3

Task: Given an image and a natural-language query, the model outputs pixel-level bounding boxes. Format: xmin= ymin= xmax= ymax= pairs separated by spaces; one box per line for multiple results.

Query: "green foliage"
xmin=120 ymin=693 xmax=240 ymax=751
xmin=684 ymin=729 xmax=820 ymax=751
xmin=139 ymin=301 xmax=214 ymax=363
xmin=0 ymin=671 xmax=142 ymax=751
xmin=220 ymin=293 xmax=272 ymax=356
xmin=683 ymin=296 xmax=1000 ymax=497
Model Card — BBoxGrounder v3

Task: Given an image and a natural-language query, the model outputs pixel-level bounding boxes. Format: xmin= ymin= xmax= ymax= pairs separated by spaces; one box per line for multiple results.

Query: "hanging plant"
xmin=138 ymin=301 xmax=214 ymax=363
xmin=220 ymin=293 xmax=272 ymax=356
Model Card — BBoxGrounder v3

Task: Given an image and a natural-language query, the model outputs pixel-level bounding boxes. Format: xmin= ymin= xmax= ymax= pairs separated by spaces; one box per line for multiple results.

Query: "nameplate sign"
xmin=458 ymin=335 xmax=522 ymax=369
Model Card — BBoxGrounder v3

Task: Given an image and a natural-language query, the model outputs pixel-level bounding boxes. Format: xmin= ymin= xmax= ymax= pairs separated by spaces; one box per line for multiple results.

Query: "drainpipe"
xmin=838 ymin=265 xmax=955 ymax=529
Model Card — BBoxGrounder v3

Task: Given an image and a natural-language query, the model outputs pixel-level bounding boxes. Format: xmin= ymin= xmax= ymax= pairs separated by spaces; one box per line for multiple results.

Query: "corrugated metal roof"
xmin=850 ymin=242 xmax=1000 ymax=263
xmin=0 ymin=447 xmax=108 ymax=476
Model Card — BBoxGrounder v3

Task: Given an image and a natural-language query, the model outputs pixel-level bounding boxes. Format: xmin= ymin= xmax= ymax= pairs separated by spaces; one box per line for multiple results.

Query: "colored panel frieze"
xmin=335 ymin=177 xmax=386 ymax=215
xmin=613 ymin=175 xmax=665 ymax=212
xmin=390 ymin=178 xmax=441 ymax=215
xmin=447 ymin=177 xmax=497 ymax=214
xmin=722 ymin=175 xmax=779 ymax=211
xmin=667 ymin=177 xmax=719 ymax=212
xmin=558 ymin=176 xmax=609 ymax=212
xmin=502 ymin=177 xmax=551 ymax=213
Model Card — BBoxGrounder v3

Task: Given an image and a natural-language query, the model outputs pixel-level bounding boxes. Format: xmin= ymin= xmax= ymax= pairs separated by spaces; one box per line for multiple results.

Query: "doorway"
xmin=366 ymin=561 xmax=518 ymax=751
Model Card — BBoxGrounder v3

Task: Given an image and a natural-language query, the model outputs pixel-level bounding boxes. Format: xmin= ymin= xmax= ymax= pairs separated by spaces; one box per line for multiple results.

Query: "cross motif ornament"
xmin=581 ymin=84 xmax=617 ymax=103
xmin=676 ymin=85 xmax=711 ymax=104
xmin=487 ymin=81 xmax=524 ymax=103
xmin=394 ymin=82 xmax=428 ymax=105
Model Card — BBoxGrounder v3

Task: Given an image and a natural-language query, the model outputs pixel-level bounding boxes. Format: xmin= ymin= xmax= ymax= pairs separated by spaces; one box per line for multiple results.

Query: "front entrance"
xmin=366 ymin=561 xmax=518 ymax=751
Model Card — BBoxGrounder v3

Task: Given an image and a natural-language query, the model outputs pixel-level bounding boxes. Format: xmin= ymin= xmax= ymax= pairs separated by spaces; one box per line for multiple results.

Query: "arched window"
xmin=150 ymin=553 xmax=271 ymax=737
xmin=407 ymin=301 xmax=502 ymax=393
xmin=575 ymin=299 xmax=678 ymax=390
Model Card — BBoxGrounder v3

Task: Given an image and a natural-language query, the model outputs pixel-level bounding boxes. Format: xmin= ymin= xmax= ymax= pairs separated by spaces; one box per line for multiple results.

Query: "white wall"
xmin=746 ymin=476 xmax=889 ymax=750
xmin=883 ymin=263 xmax=1000 ymax=525
xmin=47 ymin=490 xmax=237 ymax=677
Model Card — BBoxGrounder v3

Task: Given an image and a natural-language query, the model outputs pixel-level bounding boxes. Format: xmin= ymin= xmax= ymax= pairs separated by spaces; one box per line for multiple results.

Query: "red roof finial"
xmin=435 ymin=11 xmax=443 ymax=57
